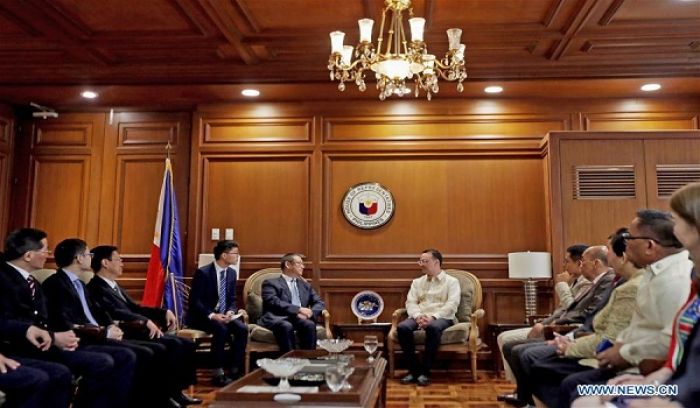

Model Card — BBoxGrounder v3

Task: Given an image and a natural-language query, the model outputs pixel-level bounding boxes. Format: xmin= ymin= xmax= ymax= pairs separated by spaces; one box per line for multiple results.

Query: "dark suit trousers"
xmin=269 ymin=317 xmax=317 ymax=353
xmin=196 ymin=318 xmax=248 ymax=372
xmin=510 ymin=343 xmax=559 ymax=405
xmin=0 ymin=356 xmax=72 ymax=408
xmin=59 ymin=345 xmax=136 ymax=408
xmin=501 ymin=337 xmax=544 ymax=403
xmin=558 ymin=367 xmax=617 ymax=408
xmin=397 ymin=318 xmax=453 ymax=376
xmin=154 ymin=335 xmax=197 ymax=389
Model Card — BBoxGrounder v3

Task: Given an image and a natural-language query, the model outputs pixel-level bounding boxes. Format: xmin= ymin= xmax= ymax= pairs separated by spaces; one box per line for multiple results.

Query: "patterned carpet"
xmin=190 ymin=369 xmax=517 ymax=407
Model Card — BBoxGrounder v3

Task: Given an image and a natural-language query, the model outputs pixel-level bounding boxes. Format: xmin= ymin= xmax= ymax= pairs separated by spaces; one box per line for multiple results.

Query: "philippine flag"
xmin=141 ymin=158 xmax=185 ymax=326
xmin=359 ymin=199 xmax=378 ymax=215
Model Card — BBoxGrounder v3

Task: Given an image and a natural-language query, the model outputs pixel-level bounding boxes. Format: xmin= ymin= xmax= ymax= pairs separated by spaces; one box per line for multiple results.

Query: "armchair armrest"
xmin=391 ymin=308 xmax=408 ymax=329
xmin=543 ymin=324 xmax=579 ymax=340
xmin=237 ymin=309 xmax=249 ymax=325
xmin=527 ymin=314 xmax=550 ymax=325
xmin=321 ymin=309 xmax=332 ymax=339
xmin=468 ymin=309 xmax=485 ymax=350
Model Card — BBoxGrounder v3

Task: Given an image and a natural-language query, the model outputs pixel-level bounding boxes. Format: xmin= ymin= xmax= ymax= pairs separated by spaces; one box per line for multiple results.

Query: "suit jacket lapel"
xmin=279 ymin=276 xmax=292 ymax=301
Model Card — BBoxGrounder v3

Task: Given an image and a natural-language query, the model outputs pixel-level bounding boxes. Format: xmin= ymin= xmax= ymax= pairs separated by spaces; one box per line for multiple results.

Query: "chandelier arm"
xmin=399 ymin=10 xmax=409 ymax=55
xmin=377 ymin=7 xmax=387 ymax=56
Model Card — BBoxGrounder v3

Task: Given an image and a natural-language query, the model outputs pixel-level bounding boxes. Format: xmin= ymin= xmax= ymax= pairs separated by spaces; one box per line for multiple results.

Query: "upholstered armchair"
xmin=387 ymin=269 xmax=485 ymax=381
xmin=243 ymin=268 xmax=332 ymax=373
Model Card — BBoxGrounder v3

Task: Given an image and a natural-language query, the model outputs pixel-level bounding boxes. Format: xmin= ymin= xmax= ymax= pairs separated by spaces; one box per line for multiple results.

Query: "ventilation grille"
xmin=573 ymin=165 xmax=636 ymax=199
xmin=656 ymin=164 xmax=700 ymax=197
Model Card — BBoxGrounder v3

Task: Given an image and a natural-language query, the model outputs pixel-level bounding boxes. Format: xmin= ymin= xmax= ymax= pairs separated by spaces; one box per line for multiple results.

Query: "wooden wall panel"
xmin=35 ymin=123 xmax=92 ymax=147
xmin=583 ymin=112 xmax=699 ymax=131
xmin=203 ymin=118 xmax=313 ymax=143
xmin=16 ymin=113 xmax=106 ymax=244
xmin=643 ymin=138 xmax=700 ymax=210
xmin=200 ymin=156 xmax=311 ymax=260
xmin=30 ymin=158 xmax=89 ymax=241
xmin=114 ymin=158 xmax=167 ymax=253
xmin=0 ymin=105 xmax=13 ymax=239
xmin=560 ymin=139 xmax=647 ymax=247
xmin=325 ymin=156 xmax=546 ymax=259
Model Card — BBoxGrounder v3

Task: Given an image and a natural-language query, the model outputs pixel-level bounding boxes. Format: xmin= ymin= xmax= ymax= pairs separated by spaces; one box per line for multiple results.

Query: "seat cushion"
xmin=389 ymin=322 xmax=471 ymax=345
xmin=249 ymin=323 xmax=329 ymax=344
xmin=247 ymin=292 xmax=264 ymax=323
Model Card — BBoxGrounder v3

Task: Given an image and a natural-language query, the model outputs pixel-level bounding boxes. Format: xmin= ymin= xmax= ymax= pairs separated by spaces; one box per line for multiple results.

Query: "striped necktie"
xmin=218 ymin=268 xmax=227 ymax=313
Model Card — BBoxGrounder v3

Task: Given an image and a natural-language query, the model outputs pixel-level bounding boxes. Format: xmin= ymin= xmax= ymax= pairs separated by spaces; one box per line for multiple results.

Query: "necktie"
xmin=218 ymin=268 xmax=227 ymax=313
xmin=291 ymin=278 xmax=301 ymax=307
xmin=73 ymin=280 xmax=99 ymax=325
xmin=114 ymin=285 xmax=127 ymax=302
xmin=27 ymin=276 xmax=36 ymax=299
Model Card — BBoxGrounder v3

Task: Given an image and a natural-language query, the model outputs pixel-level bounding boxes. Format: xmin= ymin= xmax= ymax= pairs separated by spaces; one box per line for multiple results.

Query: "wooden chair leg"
xmin=388 ymin=343 xmax=395 ymax=378
xmin=470 ymin=352 xmax=478 ymax=382
xmin=245 ymin=351 xmax=250 ymax=374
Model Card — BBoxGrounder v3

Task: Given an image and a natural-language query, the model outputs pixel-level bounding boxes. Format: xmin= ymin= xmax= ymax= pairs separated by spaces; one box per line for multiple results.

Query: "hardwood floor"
xmin=190 ymin=369 xmax=517 ymax=407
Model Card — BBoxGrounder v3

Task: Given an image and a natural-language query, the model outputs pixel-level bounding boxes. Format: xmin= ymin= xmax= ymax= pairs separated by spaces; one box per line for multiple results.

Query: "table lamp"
xmin=508 ymin=252 xmax=552 ymax=320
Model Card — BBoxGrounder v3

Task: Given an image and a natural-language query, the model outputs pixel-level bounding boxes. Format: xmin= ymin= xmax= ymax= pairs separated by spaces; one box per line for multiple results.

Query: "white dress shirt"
xmin=405 ymin=270 xmax=461 ymax=321
xmin=617 ymin=250 xmax=693 ymax=365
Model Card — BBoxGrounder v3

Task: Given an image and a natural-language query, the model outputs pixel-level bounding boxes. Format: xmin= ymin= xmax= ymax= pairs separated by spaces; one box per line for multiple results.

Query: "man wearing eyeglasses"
xmin=259 ymin=253 xmax=325 ymax=353
xmin=557 ymin=210 xmax=693 ymax=408
xmin=397 ymin=249 xmax=461 ymax=386
xmin=87 ymin=245 xmax=201 ymax=406
xmin=43 ymin=238 xmax=180 ymax=407
xmin=188 ymin=240 xmax=248 ymax=387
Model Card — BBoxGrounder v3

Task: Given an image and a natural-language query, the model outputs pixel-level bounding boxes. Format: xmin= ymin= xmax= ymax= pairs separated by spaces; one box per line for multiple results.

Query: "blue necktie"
xmin=218 ymin=268 xmax=227 ymax=313
xmin=291 ymin=278 xmax=301 ymax=307
xmin=73 ymin=280 xmax=98 ymax=325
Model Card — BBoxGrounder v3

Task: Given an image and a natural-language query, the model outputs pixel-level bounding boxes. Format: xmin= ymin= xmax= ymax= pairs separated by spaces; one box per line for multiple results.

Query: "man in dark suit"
xmin=0 ymin=228 xmax=136 ymax=408
xmin=87 ymin=245 xmax=201 ymax=406
xmin=43 ymin=238 xmax=179 ymax=408
xmin=259 ymin=253 xmax=325 ymax=353
xmin=187 ymin=240 xmax=248 ymax=386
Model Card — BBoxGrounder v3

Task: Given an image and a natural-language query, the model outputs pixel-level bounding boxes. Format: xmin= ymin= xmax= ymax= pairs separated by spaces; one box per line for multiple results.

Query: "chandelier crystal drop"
xmin=327 ymin=0 xmax=466 ymax=101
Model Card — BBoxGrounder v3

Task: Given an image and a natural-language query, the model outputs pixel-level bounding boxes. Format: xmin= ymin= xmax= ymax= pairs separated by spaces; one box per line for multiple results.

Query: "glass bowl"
xmin=256 ymin=358 xmax=310 ymax=390
xmin=317 ymin=338 xmax=354 ymax=355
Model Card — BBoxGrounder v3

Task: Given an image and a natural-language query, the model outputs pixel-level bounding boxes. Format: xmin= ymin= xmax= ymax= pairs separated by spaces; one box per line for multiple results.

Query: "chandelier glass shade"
xmin=327 ymin=0 xmax=466 ymax=100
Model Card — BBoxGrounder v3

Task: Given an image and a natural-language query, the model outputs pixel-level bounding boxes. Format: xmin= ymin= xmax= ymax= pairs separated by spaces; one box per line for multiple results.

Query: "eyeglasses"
xmin=417 ymin=258 xmax=434 ymax=265
xmin=34 ymin=249 xmax=52 ymax=255
xmin=620 ymin=232 xmax=661 ymax=244
xmin=225 ymin=251 xmax=239 ymax=256
xmin=79 ymin=252 xmax=95 ymax=258
xmin=292 ymin=260 xmax=304 ymax=266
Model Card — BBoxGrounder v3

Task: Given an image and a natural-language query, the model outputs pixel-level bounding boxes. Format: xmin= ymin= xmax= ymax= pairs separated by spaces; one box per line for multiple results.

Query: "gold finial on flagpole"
xmin=165 ymin=141 xmax=172 ymax=160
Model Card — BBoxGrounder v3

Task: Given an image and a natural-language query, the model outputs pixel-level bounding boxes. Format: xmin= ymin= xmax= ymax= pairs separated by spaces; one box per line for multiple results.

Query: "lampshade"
xmin=508 ymin=252 xmax=552 ymax=279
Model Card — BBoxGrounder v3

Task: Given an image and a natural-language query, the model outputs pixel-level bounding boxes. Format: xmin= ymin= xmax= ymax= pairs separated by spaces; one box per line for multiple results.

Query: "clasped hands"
xmin=414 ymin=315 xmax=435 ymax=329
xmin=296 ymin=307 xmax=313 ymax=320
xmin=211 ymin=310 xmax=239 ymax=323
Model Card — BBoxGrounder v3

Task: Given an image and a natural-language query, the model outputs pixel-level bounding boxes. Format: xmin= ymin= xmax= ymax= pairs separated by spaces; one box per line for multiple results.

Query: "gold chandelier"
xmin=327 ymin=0 xmax=466 ymax=101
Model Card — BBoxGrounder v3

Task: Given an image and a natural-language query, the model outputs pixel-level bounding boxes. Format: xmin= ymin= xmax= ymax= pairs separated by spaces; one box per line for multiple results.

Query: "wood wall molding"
xmin=322 ymin=113 xmax=571 ymax=142
xmin=201 ymin=117 xmax=313 ymax=144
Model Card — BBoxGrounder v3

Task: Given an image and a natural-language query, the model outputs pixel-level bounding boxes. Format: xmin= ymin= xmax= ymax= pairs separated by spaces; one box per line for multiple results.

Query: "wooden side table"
xmin=332 ymin=323 xmax=392 ymax=352
xmin=488 ymin=323 xmax=530 ymax=377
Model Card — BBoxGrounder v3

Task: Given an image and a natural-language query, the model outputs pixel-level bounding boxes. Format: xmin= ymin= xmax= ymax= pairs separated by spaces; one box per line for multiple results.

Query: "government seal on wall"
xmin=342 ymin=182 xmax=395 ymax=229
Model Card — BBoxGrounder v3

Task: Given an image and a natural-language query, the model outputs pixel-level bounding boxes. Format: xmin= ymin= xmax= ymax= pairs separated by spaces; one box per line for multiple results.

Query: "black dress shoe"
xmin=211 ymin=374 xmax=233 ymax=387
xmin=497 ymin=393 xmax=517 ymax=402
xmin=400 ymin=373 xmax=417 ymax=384
xmin=167 ymin=397 xmax=184 ymax=408
xmin=503 ymin=394 xmax=528 ymax=407
xmin=174 ymin=392 xmax=202 ymax=405
xmin=416 ymin=375 xmax=430 ymax=386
